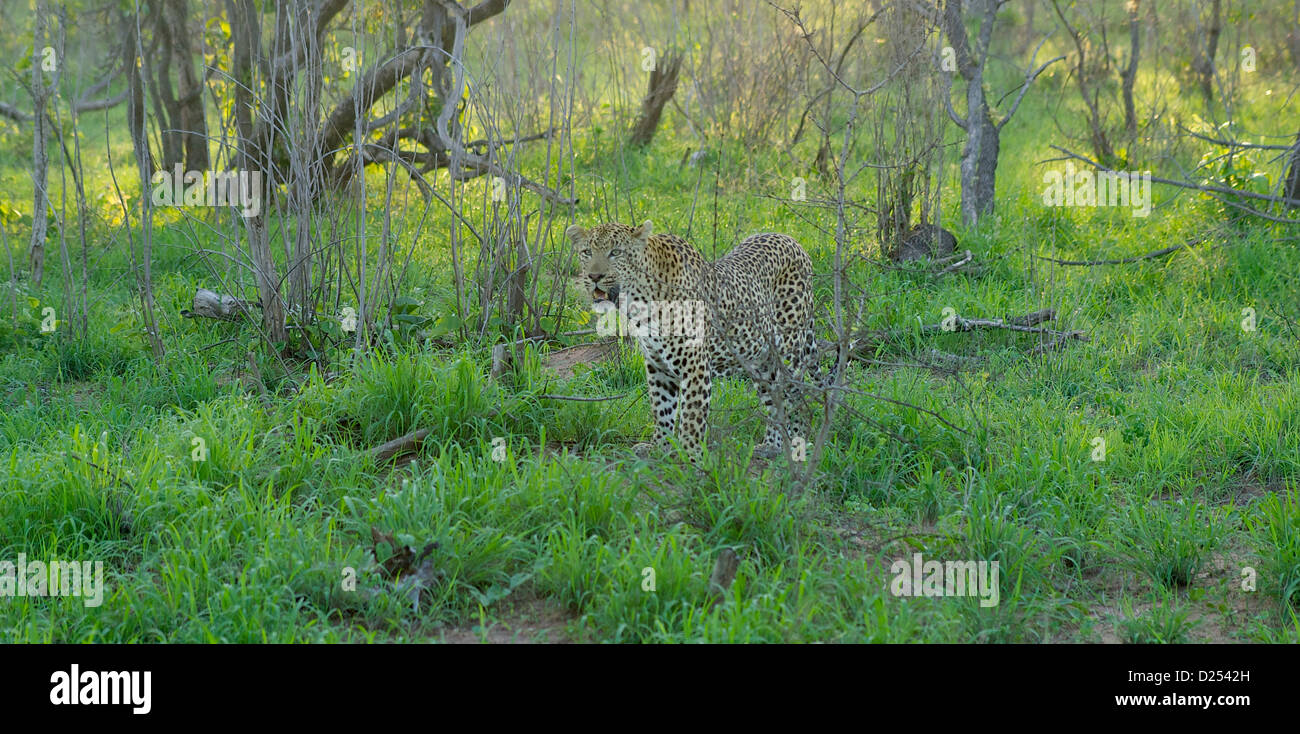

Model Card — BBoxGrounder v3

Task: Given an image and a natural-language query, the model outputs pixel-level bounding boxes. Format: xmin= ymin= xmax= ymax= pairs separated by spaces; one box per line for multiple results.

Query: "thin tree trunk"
xmin=129 ymin=11 xmax=165 ymax=359
xmin=1122 ymin=0 xmax=1141 ymax=142
xmin=1194 ymin=0 xmax=1222 ymax=100
xmin=165 ymin=0 xmax=209 ymax=172
xmin=629 ymin=52 xmax=682 ymax=147
xmin=1284 ymin=131 xmax=1300 ymax=206
xmin=228 ymin=0 xmax=287 ymax=345
xmin=29 ymin=0 xmax=52 ymax=286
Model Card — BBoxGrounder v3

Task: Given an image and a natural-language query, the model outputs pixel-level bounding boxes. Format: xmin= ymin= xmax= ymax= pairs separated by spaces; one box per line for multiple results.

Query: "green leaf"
xmin=392 ymin=296 xmax=422 ymax=314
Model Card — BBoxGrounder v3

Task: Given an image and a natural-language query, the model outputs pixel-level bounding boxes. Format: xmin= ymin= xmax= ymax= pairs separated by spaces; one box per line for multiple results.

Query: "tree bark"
xmin=227 ymin=0 xmax=287 ymax=344
xmin=628 ymin=52 xmax=682 ymax=147
xmin=1122 ymin=0 xmax=1141 ymax=141
xmin=1193 ymin=0 xmax=1222 ymax=100
xmin=942 ymin=0 xmax=1060 ymax=226
xmin=1284 ymin=131 xmax=1300 ymax=207
xmin=29 ymin=0 xmax=52 ymax=286
xmin=163 ymin=0 xmax=209 ymax=172
xmin=127 ymin=13 xmax=166 ymax=359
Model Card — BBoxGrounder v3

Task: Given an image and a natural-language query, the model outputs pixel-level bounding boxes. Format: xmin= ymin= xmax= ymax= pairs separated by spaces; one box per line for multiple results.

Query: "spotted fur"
xmin=567 ymin=220 xmax=817 ymax=457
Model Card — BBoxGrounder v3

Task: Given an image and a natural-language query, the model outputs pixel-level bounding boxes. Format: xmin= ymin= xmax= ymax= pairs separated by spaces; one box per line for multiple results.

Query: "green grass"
xmin=2 ymin=3 xmax=1299 ymax=643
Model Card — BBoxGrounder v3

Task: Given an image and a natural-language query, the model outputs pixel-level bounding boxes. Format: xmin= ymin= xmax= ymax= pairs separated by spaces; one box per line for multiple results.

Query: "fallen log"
xmin=371 ymin=428 xmax=432 ymax=463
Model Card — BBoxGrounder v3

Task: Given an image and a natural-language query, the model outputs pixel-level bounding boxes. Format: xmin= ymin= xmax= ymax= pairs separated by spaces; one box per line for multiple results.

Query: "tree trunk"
xmin=128 ymin=17 xmax=166 ymax=360
xmin=164 ymin=0 xmax=209 ymax=172
xmin=629 ymin=52 xmax=682 ymax=147
xmin=123 ymin=12 xmax=153 ymax=176
xmin=29 ymin=0 xmax=51 ymax=286
xmin=1284 ymin=131 xmax=1300 ymax=207
xmin=960 ymin=102 xmax=1000 ymax=226
xmin=942 ymin=0 xmax=1057 ymax=226
xmin=1193 ymin=0 xmax=1222 ymax=101
xmin=1122 ymin=0 xmax=1141 ymax=142
xmin=228 ymin=0 xmax=287 ymax=345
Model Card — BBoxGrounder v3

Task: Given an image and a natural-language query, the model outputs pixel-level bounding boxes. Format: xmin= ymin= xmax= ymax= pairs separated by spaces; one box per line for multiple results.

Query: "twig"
xmin=936 ymin=249 xmax=974 ymax=275
xmin=538 ymin=392 xmax=631 ymax=402
xmin=1049 ymin=145 xmax=1300 ymax=206
xmin=1031 ymin=235 xmax=1213 ymax=266
xmin=825 ymin=384 xmax=973 ymax=437
xmin=371 ymin=428 xmax=433 ymax=463
xmin=921 ymin=308 xmax=1060 ymax=333
xmin=64 ymin=451 xmax=136 ymax=492
xmin=1028 ymin=331 xmax=1090 ymax=355
xmin=198 ymin=337 xmax=240 ymax=352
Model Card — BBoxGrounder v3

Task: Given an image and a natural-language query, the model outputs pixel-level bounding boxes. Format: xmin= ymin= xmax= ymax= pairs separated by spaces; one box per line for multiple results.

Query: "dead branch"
xmin=936 ymin=249 xmax=974 ymax=275
xmin=1029 ymin=332 xmax=1090 ymax=355
xmin=0 ymin=101 xmax=33 ymax=122
xmin=537 ymin=392 xmax=632 ymax=402
xmin=1031 ymin=234 xmax=1213 ymax=266
xmin=921 ymin=308 xmax=1059 ymax=333
xmin=1050 ymin=145 xmax=1300 ymax=206
xmin=371 ymin=428 xmax=433 ymax=463
xmin=825 ymin=384 xmax=973 ymax=437
xmin=1176 ymin=124 xmax=1294 ymax=151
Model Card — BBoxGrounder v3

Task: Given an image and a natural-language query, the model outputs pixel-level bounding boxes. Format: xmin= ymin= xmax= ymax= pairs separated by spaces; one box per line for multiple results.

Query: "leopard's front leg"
xmin=645 ymin=359 xmax=680 ymax=445
xmin=673 ymin=343 xmax=712 ymax=456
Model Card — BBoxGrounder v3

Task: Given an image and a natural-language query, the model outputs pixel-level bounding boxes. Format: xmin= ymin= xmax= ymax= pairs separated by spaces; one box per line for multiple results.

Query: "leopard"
xmin=567 ymin=220 xmax=818 ymax=459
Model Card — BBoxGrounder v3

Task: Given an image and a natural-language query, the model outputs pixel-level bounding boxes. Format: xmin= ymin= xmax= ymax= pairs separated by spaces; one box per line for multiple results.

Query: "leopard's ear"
xmin=632 ymin=220 xmax=653 ymax=242
xmin=565 ymin=224 xmax=588 ymax=245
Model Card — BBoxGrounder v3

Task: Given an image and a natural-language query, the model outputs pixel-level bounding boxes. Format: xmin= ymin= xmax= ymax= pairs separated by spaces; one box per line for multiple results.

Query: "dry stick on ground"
xmin=537 ymin=392 xmax=632 ymax=402
xmin=917 ymin=307 xmax=1089 ymax=354
xmin=816 ymin=308 xmax=1088 ymax=367
xmin=936 ymin=249 xmax=974 ymax=275
xmin=922 ymin=307 xmax=1061 ymax=333
xmin=371 ymin=428 xmax=433 ymax=463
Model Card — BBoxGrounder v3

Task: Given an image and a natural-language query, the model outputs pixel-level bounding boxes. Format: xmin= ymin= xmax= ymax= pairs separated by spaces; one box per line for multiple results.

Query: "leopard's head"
xmin=566 ymin=220 xmax=653 ymax=304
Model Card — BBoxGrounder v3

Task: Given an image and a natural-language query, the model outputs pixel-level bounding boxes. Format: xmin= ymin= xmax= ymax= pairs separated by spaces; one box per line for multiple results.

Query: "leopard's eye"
xmin=608 ymin=248 xmax=622 ymax=257
xmin=581 ymin=249 xmax=591 ymax=257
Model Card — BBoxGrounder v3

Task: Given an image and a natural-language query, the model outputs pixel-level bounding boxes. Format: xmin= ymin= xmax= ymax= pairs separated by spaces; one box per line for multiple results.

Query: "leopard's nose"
xmin=589 ymin=274 xmax=602 ymax=284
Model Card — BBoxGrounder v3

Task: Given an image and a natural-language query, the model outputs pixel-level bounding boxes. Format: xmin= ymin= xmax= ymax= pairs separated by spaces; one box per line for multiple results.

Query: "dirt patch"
xmin=1223 ymin=480 xmax=1287 ymax=506
xmin=1074 ymin=540 xmax=1277 ymax=643
xmin=434 ymin=594 xmax=580 ymax=644
xmin=541 ymin=340 xmax=621 ymax=379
